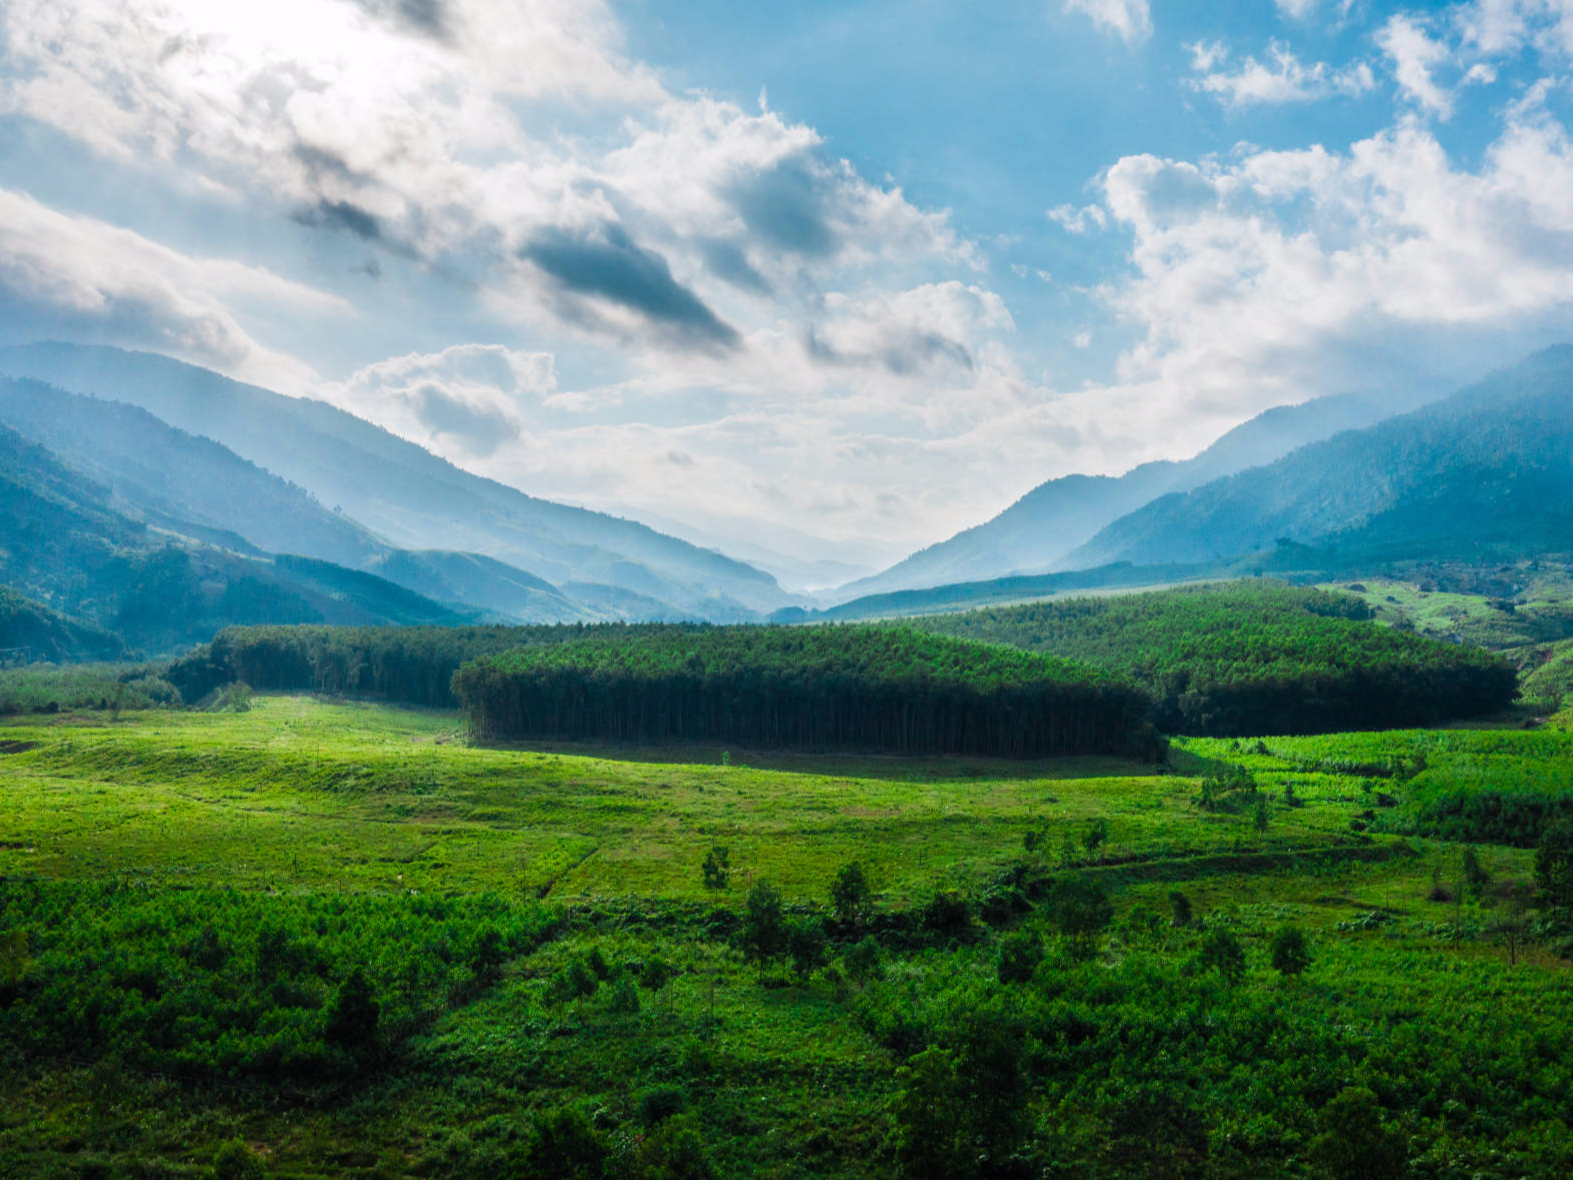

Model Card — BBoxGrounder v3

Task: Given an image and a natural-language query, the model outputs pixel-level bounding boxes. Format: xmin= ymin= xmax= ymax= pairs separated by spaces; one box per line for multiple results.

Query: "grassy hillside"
xmin=1068 ymin=346 xmax=1573 ymax=570
xmin=4 ymin=697 xmax=1573 ymax=1177
xmin=910 ymin=581 xmax=1518 ymax=735
xmin=454 ymin=625 xmax=1154 ymax=757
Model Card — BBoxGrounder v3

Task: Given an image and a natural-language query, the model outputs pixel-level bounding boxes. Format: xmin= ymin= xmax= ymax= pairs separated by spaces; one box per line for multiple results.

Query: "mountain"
xmin=363 ymin=550 xmax=591 ymax=623
xmin=0 ymin=420 xmax=472 ymax=650
xmin=832 ymin=385 xmax=1443 ymax=601
xmin=0 ymin=376 xmax=386 ymax=567
xmin=1064 ymin=346 xmax=1573 ymax=570
xmin=0 ymin=343 xmax=797 ymax=619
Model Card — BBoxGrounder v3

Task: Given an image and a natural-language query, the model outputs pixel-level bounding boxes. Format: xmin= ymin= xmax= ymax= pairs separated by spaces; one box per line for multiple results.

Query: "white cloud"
xmin=1047 ymin=203 xmax=1109 ymax=233
xmin=1275 ymin=0 xmax=1320 ymax=19
xmin=1378 ymin=14 xmax=1457 ymax=118
xmin=0 ymin=187 xmax=339 ymax=390
xmin=1063 ymin=0 xmax=1152 ymax=46
xmin=0 ymin=0 xmax=971 ymax=357
xmin=1189 ymin=41 xmax=1375 ymax=108
xmin=1084 ymin=105 xmax=1573 ymax=428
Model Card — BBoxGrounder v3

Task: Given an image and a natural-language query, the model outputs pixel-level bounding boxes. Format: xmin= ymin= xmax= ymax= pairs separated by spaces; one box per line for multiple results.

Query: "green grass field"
xmin=4 ymin=697 xmax=1572 ymax=1177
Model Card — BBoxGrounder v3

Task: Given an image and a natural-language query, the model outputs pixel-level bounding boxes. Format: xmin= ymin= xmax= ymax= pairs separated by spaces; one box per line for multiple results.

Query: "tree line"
xmin=911 ymin=580 xmax=1519 ymax=735
xmin=452 ymin=625 xmax=1156 ymax=758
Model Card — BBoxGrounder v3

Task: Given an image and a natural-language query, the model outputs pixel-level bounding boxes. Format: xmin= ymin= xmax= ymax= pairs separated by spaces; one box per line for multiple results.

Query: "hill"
xmin=834 ymin=386 xmax=1440 ymax=600
xmin=1065 ymin=347 xmax=1573 ymax=570
xmin=0 ymin=343 xmax=795 ymax=620
xmin=0 ymin=585 xmax=124 ymax=663
xmin=909 ymin=581 xmax=1518 ymax=735
xmin=362 ymin=549 xmax=591 ymax=624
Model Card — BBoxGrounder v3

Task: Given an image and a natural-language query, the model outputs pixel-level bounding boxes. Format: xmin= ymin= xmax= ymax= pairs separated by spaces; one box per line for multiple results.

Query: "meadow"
xmin=3 ymin=696 xmax=1572 ymax=1178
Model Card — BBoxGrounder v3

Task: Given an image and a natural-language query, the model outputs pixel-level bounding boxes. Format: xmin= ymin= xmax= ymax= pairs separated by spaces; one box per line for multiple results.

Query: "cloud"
xmin=326 ymin=343 xmax=555 ymax=458
xmin=1274 ymin=0 xmax=1320 ymax=19
xmin=0 ymin=186 xmax=339 ymax=390
xmin=520 ymin=222 xmax=741 ymax=352
xmin=1188 ymin=41 xmax=1376 ymax=108
xmin=1047 ymin=203 xmax=1109 ymax=233
xmin=1063 ymin=0 xmax=1152 ymax=46
xmin=0 ymin=0 xmax=970 ymax=356
xmin=1378 ymin=14 xmax=1456 ymax=117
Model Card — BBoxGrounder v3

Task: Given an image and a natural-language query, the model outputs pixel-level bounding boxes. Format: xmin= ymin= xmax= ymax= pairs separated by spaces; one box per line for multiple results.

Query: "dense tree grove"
xmin=166 ymin=623 xmax=642 ymax=707
xmin=912 ymin=581 xmax=1519 ymax=735
xmin=451 ymin=626 xmax=1155 ymax=757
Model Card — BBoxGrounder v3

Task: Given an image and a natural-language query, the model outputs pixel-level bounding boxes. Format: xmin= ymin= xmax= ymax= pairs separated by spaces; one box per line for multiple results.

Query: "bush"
xmin=996 ymin=930 xmax=1044 ymax=984
xmin=1046 ymin=876 xmax=1112 ymax=955
xmin=830 ymin=861 xmax=874 ymax=926
xmin=701 ymin=845 xmax=730 ymax=891
xmin=211 ymin=1139 xmax=267 ymax=1180
xmin=843 ymin=936 xmax=884 ymax=984
xmin=524 ymin=1106 xmax=607 ymax=1180
xmin=636 ymin=1085 xmax=688 ymax=1127
xmin=1199 ymin=929 xmax=1246 ymax=985
xmin=1269 ymin=926 xmax=1311 ymax=977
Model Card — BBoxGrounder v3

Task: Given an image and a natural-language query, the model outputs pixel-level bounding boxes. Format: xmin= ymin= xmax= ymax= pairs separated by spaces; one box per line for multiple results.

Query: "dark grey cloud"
xmin=521 ymin=222 xmax=740 ymax=352
xmin=699 ymin=237 xmax=772 ymax=296
xmin=728 ymin=157 xmax=840 ymax=259
xmin=802 ymin=325 xmax=973 ymax=376
xmin=410 ymin=382 xmax=519 ymax=456
xmin=350 ymin=0 xmax=450 ymax=39
xmin=295 ymin=199 xmax=383 ymax=241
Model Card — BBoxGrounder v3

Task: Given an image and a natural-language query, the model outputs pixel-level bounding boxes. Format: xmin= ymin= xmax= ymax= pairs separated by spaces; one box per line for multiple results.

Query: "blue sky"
xmin=2 ymin=0 xmax=1573 ymax=576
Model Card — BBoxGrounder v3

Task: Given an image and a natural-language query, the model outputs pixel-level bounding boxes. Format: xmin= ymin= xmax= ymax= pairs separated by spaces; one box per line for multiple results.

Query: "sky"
xmin=3 ymin=0 xmax=1573 ymax=576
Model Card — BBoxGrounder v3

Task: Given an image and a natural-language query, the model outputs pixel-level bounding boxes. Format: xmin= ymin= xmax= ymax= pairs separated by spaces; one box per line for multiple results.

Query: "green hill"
xmin=1066 ymin=347 xmax=1573 ymax=570
xmin=910 ymin=581 xmax=1518 ymax=735
xmin=0 ymin=585 xmax=123 ymax=663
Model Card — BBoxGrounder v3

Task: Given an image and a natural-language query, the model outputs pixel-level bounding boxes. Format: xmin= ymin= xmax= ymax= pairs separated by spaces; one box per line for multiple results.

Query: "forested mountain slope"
xmin=834 ymin=386 xmax=1439 ymax=600
xmin=0 ymin=585 xmax=124 ymax=663
xmin=1065 ymin=347 xmax=1573 ymax=570
xmin=0 ymin=377 xmax=386 ymax=567
xmin=0 ymin=343 xmax=794 ymax=619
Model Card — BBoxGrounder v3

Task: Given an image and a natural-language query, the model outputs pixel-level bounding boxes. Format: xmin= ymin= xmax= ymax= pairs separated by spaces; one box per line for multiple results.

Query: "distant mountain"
xmin=832 ymin=386 xmax=1443 ymax=601
xmin=0 ymin=376 xmax=386 ymax=568
xmin=0 ymin=421 xmax=472 ymax=651
xmin=0 ymin=343 xmax=797 ymax=620
xmin=1065 ymin=346 xmax=1573 ymax=570
xmin=364 ymin=550 xmax=591 ymax=623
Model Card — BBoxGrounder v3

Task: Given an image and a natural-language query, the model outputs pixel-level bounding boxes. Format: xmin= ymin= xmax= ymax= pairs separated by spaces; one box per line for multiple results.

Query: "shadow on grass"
xmin=467 ymin=738 xmax=1161 ymax=784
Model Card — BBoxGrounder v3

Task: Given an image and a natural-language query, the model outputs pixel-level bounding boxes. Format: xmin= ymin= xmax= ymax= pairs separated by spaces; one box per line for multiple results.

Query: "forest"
xmin=911 ymin=581 xmax=1519 ymax=735
xmin=451 ymin=625 xmax=1155 ymax=758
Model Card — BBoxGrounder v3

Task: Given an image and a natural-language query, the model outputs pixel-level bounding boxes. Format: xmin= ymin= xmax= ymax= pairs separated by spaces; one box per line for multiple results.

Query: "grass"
xmin=5 ymin=695 xmax=1573 ymax=1177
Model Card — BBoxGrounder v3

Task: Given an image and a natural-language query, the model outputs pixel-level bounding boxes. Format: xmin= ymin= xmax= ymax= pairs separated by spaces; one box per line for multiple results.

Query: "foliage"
xmin=830 ymin=862 xmax=874 ymax=927
xmin=1045 ymin=876 xmax=1112 ymax=953
xmin=1168 ymin=890 xmax=1193 ymax=927
xmin=701 ymin=845 xmax=731 ymax=891
xmin=1269 ymin=926 xmax=1312 ymax=977
xmin=741 ymin=883 xmax=787 ymax=976
xmin=0 ymin=662 xmax=179 ymax=715
xmin=1307 ymin=1087 xmax=1407 ymax=1180
xmin=210 ymin=1139 xmax=267 ymax=1180
xmin=1537 ymin=818 xmax=1573 ymax=913
xmin=1199 ymin=928 xmax=1246 ymax=985
xmin=995 ymin=930 xmax=1043 ymax=984
xmin=455 ymin=624 xmax=1152 ymax=758
xmin=913 ymin=580 xmax=1518 ymax=735
xmin=524 ymin=1106 xmax=608 ymax=1180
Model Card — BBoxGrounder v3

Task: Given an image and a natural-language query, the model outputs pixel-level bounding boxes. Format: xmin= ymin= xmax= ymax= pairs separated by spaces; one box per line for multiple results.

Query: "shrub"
xmin=1168 ymin=890 xmax=1193 ymax=928
xmin=830 ymin=861 xmax=874 ymax=926
xmin=211 ymin=1139 xmax=267 ymax=1180
xmin=843 ymin=936 xmax=884 ymax=984
xmin=636 ymin=1085 xmax=687 ymax=1127
xmin=996 ymin=930 xmax=1044 ymax=984
xmin=1269 ymin=926 xmax=1311 ymax=977
xmin=741 ymin=882 xmax=787 ymax=977
xmin=1199 ymin=929 xmax=1246 ymax=986
xmin=1047 ymin=876 xmax=1113 ymax=955
xmin=701 ymin=845 xmax=730 ymax=891
xmin=524 ymin=1106 xmax=607 ymax=1180
xmin=1307 ymin=1087 xmax=1406 ymax=1180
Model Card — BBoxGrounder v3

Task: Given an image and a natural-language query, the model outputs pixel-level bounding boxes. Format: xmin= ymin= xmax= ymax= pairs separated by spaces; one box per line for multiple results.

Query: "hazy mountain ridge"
xmin=1065 ymin=346 xmax=1573 ymax=570
xmin=834 ymin=385 xmax=1445 ymax=601
xmin=0 ymin=343 xmax=798 ymax=619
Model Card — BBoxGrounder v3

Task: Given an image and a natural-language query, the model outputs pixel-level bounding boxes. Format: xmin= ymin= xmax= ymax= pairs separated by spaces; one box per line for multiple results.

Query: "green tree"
xmin=891 ymin=1047 xmax=972 ymax=1180
xmin=1199 ymin=929 xmax=1246 ymax=986
xmin=1047 ymin=876 xmax=1113 ymax=957
xmin=471 ymin=927 xmax=505 ymax=981
xmin=1462 ymin=845 xmax=1490 ymax=901
xmin=830 ymin=861 xmax=875 ymax=926
xmin=211 ymin=1139 xmax=266 ymax=1180
xmin=787 ymin=918 xmax=828 ymax=983
xmin=324 ymin=968 xmax=380 ymax=1056
xmin=1536 ymin=818 xmax=1573 ymax=913
xmin=1168 ymin=890 xmax=1193 ymax=928
xmin=741 ymin=882 xmax=787 ymax=978
xmin=1253 ymin=794 xmax=1270 ymax=834
xmin=1269 ymin=925 xmax=1311 ymax=977
xmin=996 ymin=930 xmax=1044 ymax=984
xmin=524 ymin=1105 xmax=608 ymax=1180
xmin=701 ymin=845 xmax=730 ymax=891
xmin=843 ymin=936 xmax=884 ymax=984
xmin=1307 ymin=1087 xmax=1406 ymax=1180
xmin=1082 ymin=817 xmax=1110 ymax=858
